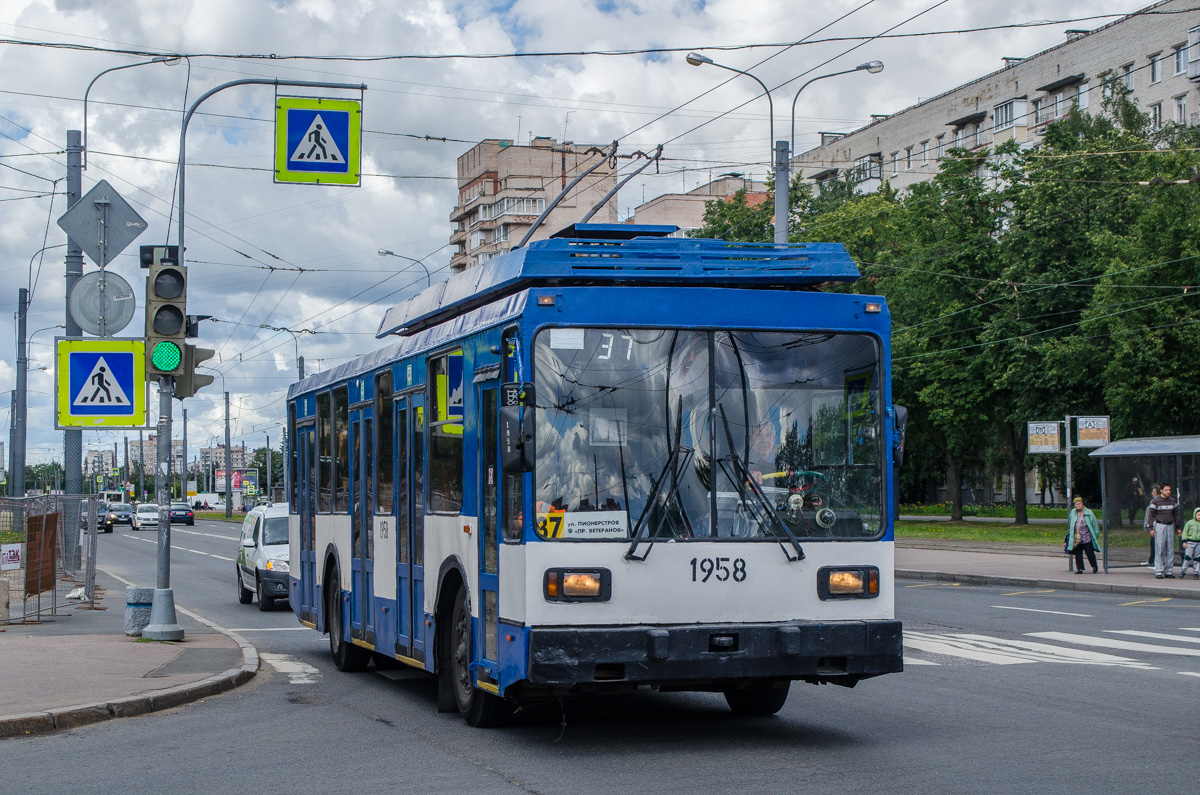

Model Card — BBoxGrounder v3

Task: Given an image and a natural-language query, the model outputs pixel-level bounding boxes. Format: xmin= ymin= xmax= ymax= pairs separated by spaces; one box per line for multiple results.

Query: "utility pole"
xmin=142 ymin=376 xmax=183 ymax=641
xmin=138 ymin=429 xmax=145 ymax=502
xmin=224 ymin=391 xmax=232 ymax=517
xmin=124 ymin=435 xmax=129 ymax=500
xmin=7 ymin=390 xmax=15 ymax=496
xmin=182 ymin=408 xmax=187 ymax=501
xmin=64 ymin=131 xmax=82 ymax=499
xmin=14 ymin=288 xmax=28 ymax=498
xmin=266 ymin=432 xmax=271 ymax=504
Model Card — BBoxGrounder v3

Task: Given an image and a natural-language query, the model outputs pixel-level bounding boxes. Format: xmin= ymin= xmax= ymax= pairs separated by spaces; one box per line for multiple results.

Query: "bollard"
xmin=124 ymin=585 xmax=155 ymax=636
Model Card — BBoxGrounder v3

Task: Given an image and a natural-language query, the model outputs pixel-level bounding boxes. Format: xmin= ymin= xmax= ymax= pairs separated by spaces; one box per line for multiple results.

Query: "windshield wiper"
xmin=716 ymin=405 xmax=804 ymax=562
xmin=626 ymin=398 xmax=692 ymax=561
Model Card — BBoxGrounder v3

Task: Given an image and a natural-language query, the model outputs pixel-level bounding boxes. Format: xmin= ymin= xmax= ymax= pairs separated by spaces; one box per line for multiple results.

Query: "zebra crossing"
xmin=904 ymin=626 xmax=1200 ymax=671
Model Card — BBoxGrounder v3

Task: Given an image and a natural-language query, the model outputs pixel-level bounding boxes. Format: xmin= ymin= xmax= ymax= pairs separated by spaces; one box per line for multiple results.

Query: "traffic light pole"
xmin=142 ymin=376 xmax=183 ymax=641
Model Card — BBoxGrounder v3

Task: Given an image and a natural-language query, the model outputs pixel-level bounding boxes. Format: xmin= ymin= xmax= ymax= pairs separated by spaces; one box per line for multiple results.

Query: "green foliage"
xmin=693 ymin=91 xmax=1200 ymax=512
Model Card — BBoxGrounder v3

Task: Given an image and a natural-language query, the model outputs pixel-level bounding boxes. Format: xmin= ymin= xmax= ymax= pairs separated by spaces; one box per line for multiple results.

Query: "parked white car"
xmin=235 ymin=504 xmax=290 ymax=611
xmin=132 ymin=503 xmax=160 ymax=530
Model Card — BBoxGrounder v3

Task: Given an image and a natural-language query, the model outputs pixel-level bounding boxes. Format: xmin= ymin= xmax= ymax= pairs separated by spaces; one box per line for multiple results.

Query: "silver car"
xmin=235 ymin=504 xmax=290 ymax=611
xmin=131 ymin=503 xmax=160 ymax=530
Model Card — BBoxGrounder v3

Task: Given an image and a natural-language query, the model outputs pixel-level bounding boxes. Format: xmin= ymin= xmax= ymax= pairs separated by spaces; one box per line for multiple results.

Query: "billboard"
xmin=215 ymin=469 xmax=259 ymax=492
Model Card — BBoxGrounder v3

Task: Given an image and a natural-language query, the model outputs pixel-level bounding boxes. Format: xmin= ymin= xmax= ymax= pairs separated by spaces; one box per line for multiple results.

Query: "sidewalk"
xmin=897 ymin=539 xmax=1200 ymax=599
xmin=0 ymin=569 xmax=258 ymax=739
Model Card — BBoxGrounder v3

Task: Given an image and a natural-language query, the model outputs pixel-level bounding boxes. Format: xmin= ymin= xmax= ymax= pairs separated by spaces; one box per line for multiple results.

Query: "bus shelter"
xmin=1089 ymin=435 xmax=1200 ymax=571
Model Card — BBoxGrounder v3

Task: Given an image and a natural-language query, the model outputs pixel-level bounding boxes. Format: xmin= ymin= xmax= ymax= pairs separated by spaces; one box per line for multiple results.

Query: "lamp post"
xmin=686 ymin=54 xmax=883 ymax=244
xmin=83 ymin=56 xmax=181 ymax=170
xmin=377 ymin=249 xmax=432 ymax=288
xmin=259 ymin=325 xmax=314 ymax=380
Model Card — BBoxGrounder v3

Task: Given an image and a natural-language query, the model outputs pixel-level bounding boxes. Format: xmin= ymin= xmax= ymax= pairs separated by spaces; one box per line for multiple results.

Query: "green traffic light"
xmin=151 ymin=340 xmax=182 ymax=371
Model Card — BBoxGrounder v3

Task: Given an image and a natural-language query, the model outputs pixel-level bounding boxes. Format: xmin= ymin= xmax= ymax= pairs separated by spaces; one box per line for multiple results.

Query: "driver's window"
xmin=241 ymin=515 xmax=254 ymax=539
xmin=252 ymin=517 xmax=261 ymax=545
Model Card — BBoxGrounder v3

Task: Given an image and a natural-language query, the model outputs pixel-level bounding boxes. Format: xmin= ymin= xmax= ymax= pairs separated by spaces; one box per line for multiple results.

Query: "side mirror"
xmin=893 ymin=405 xmax=909 ymax=469
xmin=242 ymin=537 xmax=255 ymax=548
xmin=500 ymin=382 xmax=536 ymax=474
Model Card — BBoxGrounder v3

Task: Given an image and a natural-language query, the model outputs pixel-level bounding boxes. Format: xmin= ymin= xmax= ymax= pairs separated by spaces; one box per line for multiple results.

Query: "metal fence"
xmin=0 ymin=495 xmax=101 ymax=624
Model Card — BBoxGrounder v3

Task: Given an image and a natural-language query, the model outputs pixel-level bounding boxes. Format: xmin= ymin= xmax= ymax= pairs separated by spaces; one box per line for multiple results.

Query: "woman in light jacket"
xmin=1067 ymin=496 xmax=1100 ymax=574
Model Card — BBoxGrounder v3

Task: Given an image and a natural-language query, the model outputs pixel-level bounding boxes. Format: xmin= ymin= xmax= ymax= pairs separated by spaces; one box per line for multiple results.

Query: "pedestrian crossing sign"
xmin=55 ymin=338 xmax=148 ymax=429
xmin=275 ymin=96 xmax=362 ymax=186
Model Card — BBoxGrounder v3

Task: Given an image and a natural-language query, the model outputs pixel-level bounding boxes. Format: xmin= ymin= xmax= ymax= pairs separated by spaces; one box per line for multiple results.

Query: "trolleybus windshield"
xmin=534 ymin=328 xmax=884 ymax=542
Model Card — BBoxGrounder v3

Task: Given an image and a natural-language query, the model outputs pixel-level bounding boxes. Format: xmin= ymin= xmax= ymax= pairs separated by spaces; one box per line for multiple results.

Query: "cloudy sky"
xmin=0 ymin=0 xmax=1147 ymax=468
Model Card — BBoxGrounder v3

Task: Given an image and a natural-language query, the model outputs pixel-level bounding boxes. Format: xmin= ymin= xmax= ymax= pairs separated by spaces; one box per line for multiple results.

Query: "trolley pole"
xmin=143 ymin=376 xmax=184 ymax=641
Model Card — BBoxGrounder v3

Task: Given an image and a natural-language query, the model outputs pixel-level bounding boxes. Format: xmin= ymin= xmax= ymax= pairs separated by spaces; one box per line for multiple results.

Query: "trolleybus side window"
xmin=428 ymin=351 xmax=464 ymax=514
xmin=288 ymin=403 xmax=297 ymax=511
xmin=334 ymin=385 xmax=349 ymax=513
xmin=376 ymin=370 xmax=394 ymax=514
xmin=317 ymin=391 xmax=332 ymax=513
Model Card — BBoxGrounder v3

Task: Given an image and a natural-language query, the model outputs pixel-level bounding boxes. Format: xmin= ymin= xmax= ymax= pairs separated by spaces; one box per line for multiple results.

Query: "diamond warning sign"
xmin=56 ymin=338 xmax=147 ymax=429
xmin=275 ymin=96 xmax=361 ymax=186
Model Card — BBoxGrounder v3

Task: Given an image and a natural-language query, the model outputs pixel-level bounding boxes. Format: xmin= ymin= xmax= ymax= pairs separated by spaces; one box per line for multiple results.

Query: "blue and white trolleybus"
xmin=286 ymin=224 xmax=904 ymax=726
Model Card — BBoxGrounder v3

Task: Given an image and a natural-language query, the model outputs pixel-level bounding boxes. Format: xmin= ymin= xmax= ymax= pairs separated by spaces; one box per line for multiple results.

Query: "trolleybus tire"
xmin=257 ymin=576 xmax=274 ymax=611
xmin=448 ymin=587 xmax=510 ymax=727
xmin=327 ymin=577 xmax=370 ymax=672
xmin=723 ymin=680 xmax=790 ymax=716
xmin=236 ymin=568 xmax=253 ymax=604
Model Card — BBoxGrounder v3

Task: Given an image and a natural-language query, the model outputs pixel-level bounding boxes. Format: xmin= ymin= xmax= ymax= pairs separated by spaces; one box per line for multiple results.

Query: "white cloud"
xmin=0 ymin=0 xmax=1142 ymax=461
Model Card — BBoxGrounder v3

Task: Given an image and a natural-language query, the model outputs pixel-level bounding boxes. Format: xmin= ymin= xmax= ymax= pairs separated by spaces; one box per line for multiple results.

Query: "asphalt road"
xmin=4 ymin=519 xmax=1197 ymax=793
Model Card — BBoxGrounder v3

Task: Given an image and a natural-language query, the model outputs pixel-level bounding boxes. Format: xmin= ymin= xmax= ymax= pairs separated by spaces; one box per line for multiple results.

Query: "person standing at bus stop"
xmin=1067 ymin=497 xmax=1100 ymax=574
xmin=1143 ymin=484 xmax=1160 ymax=567
xmin=1147 ymin=483 xmax=1181 ymax=579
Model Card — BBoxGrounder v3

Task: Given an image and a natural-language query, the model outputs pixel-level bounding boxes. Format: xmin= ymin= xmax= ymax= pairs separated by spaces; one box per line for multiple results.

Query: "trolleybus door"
xmin=349 ymin=407 xmax=375 ymax=644
xmin=395 ymin=393 xmax=426 ymax=663
xmin=299 ymin=425 xmax=317 ymax=622
xmin=477 ymin=383 xmax=500 ymax=676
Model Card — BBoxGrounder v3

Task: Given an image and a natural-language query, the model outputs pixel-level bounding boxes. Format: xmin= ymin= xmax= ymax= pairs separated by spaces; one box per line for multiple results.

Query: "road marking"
xmin=1118 ymin=598 xmax=1173 ymax=606
xmin=906 ymin=631 xmax=1154 ymax=668
xmin=992 ymin=605 xmax=1092 ymax=617
xmin=226 ymin=627 xmax=313 ymax=632
xmin=261 ymin=652 xmax=320 ymax=685
xmin=176 ymin=528 xmax=239 ymax=541
xmin=1106 ymin=630 xmax=1200 ymax=645
xmin=1180 ymin=628 xmax=1200 ymax=632
xmin=1180 ymin=672 xmax=1200 ymax=678
xmin=903 ymin=657 xmax=940 ymax=666
xmin=1002 ymin=590 xmax=1058 ymax=596
xmin=1028 ymin=631 xmax=1200 ymax=656
xmin=118 ymin=535 xmax=234 ymax=561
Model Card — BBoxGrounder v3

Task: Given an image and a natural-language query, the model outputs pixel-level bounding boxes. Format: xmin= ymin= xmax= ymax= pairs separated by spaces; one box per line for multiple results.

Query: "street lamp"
xmin=378 ymin=249 xmax=431 ymax=288
xmin=687 ymin=54 xmax=883 ymax=244
xmin=83 ymin=56 xmax=181 ymax=169
xmin=260 ymin=324 xmax=314 ymax=380
xmin=790 ymin=61 xmax=884 ymax=156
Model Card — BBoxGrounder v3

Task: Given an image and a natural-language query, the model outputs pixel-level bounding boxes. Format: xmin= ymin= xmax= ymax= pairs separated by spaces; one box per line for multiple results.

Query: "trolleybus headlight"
xmin=544 ymin=568 xmax=611 ymax=602
xmin=817 ymin=566 xmax=881 ymax=600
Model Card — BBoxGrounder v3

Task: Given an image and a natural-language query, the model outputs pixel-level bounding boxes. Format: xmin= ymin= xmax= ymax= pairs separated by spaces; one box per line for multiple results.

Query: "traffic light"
xmin=145 ymin=254 xmax=188 ymax=378
xmin=176 ymin=345 xmax=216 ymax=399
xmin=139 ymin=245 xmax=179 ymax=269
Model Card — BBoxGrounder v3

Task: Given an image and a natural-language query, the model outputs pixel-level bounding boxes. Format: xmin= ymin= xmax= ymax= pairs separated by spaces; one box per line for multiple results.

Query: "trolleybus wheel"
xmin=449 ymin=587 xmax=510 ymax=727
xmin=236 ymin=567 xmax=253 ymax=604
xmin=723 ymin=680 xmax=790 ymax=716
xmin=327 ymin=576 xmax=370 ymax=672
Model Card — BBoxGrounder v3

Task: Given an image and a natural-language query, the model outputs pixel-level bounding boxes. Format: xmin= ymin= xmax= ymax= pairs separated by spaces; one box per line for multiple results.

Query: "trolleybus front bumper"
xmin=525 ymin=619 xmax=903 ymax=690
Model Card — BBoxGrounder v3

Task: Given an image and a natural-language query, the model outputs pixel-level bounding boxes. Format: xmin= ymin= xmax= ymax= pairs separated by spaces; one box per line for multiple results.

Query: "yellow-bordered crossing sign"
xmin=275 ymin=96 xmax=362 ymax=186
xmin=55 ymin=338 xmax=148 ymax=429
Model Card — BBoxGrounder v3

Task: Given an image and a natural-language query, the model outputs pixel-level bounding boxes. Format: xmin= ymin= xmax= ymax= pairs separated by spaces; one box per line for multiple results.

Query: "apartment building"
xmin=448 ymin=137 xmax=618 ymax=272
xmin=199 ymin=444 xmax=248 ymax=470
xmin=624 ymin=175 xmax=768 ymax=235
xmin=84 ymin=449 xmax=116 ymax=478
xmin=129 ymin=435 xmax=185 ymax=474
xmin=795 ymin=0 xmax=1200 ymax=193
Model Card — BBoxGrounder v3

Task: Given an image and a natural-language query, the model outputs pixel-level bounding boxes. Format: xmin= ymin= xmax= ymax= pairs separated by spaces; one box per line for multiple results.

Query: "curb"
xmin=897 ymin=568 xmax=1200 ymax=600
xmin=0 ymin=575 xmax=260 ymax=740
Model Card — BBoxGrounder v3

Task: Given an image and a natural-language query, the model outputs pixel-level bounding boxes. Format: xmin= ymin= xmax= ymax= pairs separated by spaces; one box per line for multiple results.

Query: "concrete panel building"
xmin=449 ymin=138 xmax=618 ymax=272
xmin=795 ymin=0 xmax=1200 ymax=193
xmin=624 ymin=175 xmax=768 ymax=235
